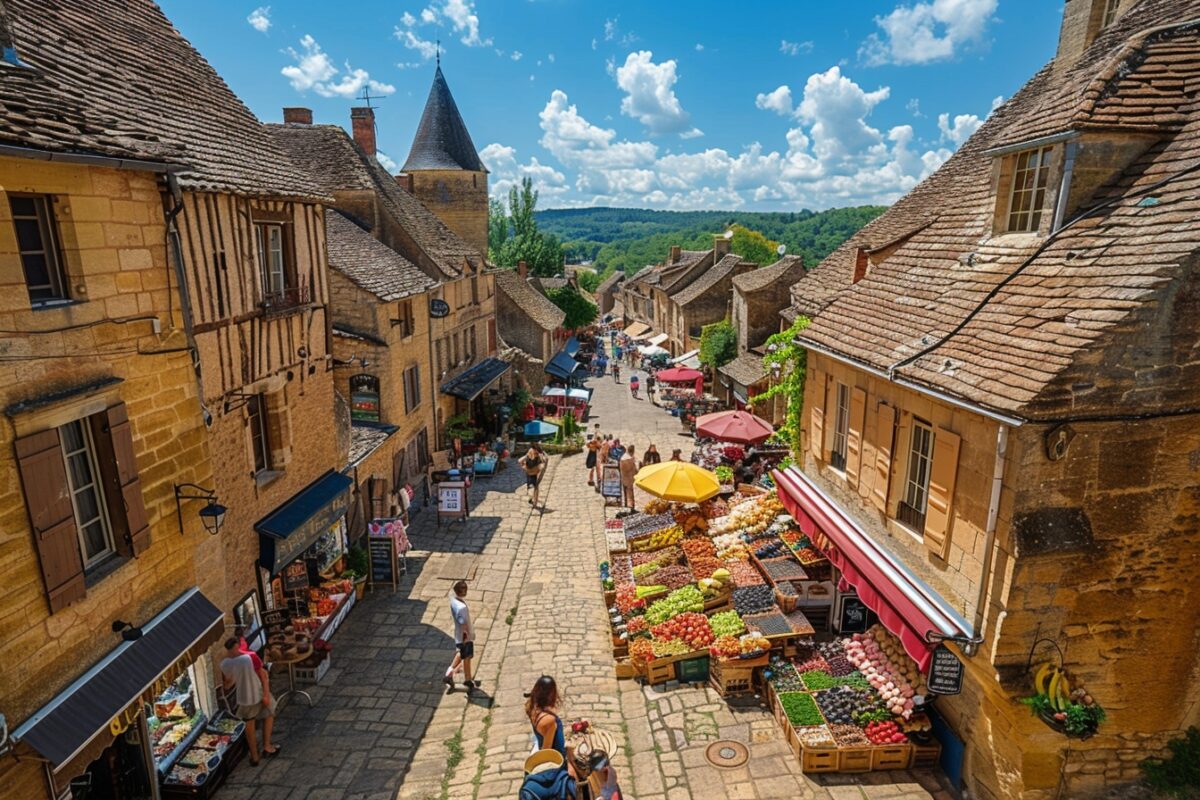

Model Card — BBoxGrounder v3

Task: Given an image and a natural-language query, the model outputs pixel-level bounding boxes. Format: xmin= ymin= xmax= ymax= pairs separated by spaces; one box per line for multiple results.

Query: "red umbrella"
xmin=655 ymin=367 xmax=704 ymax=394
xmin=695 ymin=409 xmax=774 ymax=444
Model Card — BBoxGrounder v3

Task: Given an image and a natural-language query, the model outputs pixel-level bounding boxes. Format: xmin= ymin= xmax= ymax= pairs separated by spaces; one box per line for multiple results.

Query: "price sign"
xmin=282 ymin=560 xmax=310 ymax=593
xmin=369 ymin=533 xmax=398 ymax=592
xmin=600 ymin=465 xmax=622 ymax=501
xmin=261 ymin=608 xmax=291 ymax=633
xmin=927 ymin=644 xmax=965 ymax=696
xmin=837 ymin=594 xmax=876 ymax=634
xmin=437 ymin=481 xmax=468 ymax=526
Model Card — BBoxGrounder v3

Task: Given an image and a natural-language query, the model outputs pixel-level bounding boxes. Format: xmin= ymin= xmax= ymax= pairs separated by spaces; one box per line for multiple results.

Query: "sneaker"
xmin=443 ymin=674 xmax=455 ymax=691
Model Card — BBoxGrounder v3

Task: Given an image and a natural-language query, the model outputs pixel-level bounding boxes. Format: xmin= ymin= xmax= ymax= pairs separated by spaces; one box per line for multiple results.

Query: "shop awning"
xmin=13 ymin=588 xmax=223 ymax=773
xmin=771 ymin=466 xmax=972 ymax=672
xmin=257 ymin=470 xmax=352 ymax=574
xmin=647 ymin=332 xmax=669 ymax=346
xmin=623 ymin=322 xmax=650 ymax=338
xmin=563 ymin=336 xmax=581 ymax=356
xmin=440 ymin=356 xmax=511 ymax=401
xmin=542 ymin=387 xmax=591 ymax=401
xmin=545 ymin=350 xmax=584 ymax=381
xmin=672 ymin=349 xmax=700 ymax=369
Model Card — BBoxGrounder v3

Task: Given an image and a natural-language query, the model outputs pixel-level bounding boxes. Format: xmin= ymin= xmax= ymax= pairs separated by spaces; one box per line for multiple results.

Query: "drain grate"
xmin=704 ymin=740 xmax=749 ymax=769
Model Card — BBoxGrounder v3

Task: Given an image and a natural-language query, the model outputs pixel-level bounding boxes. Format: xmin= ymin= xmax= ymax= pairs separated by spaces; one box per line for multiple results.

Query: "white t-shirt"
xmin=450 ymin=595 xmax=471 ymax=644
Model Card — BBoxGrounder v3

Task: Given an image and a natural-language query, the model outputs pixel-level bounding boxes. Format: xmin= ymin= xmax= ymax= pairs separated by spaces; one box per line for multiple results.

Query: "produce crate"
xmin=676 ymin=656 xmax=710 ymax=683
xmin=645 ymin=659 xmax=678 ymax=686
xmin=702 ymin=591 xmax=732 ymax=612
xmin=799 ymin=744 xmax=840 ymax=774
xmin=614 ymin=660 xmax=637 ymax=680
xmin=837 ymin=745 xmax=874 ymax=773
xmin=709 ymin=652 xmax=767 ymax=696
xmin=603 ymin=589 xmax=616 ymax=607
xmin=910 ymin=740 xmax=942 ymax=769
xmin=612 ymin=643 xmax=628 ymax=659
xmin=294 ymin=653 xmax=331 ymax=685
xmin=870 ymin=743 xmax=913 ymax=770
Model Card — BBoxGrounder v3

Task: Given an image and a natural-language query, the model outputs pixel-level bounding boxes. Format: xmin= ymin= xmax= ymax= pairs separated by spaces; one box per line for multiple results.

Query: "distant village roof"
xmin=734 ymin=255 xmax=805 ymax=294
xmin=325 ymin=209 xmax=436 ymax=302
xmin=0 ymin=0 xmax=323 ymax=199
xmin=268 ymin=123 xmax=482 ymax=277
xmin=532 ymin=276 xmax=570 ymax=294
xmin=401 ymin=66 xmax=486 ymax=173
xmin=672 ymin=254 xmax=747 ymax=307
xmin=494 ymin=269 xmax=565 ymax=331
xmin=796 ymin=0 xmax=1200 ymax=418
xmin=718 ymin=352 xmax=766 ymax=388
xmin=597 ymin=271 xmax=625 ymax=295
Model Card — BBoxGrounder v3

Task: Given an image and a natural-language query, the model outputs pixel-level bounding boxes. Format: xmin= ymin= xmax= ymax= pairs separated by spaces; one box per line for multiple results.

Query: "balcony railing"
xmin=896 ymin=500 xmax=926 ymax=534
xmin=261 ymin=285 xmax=311 ymax=316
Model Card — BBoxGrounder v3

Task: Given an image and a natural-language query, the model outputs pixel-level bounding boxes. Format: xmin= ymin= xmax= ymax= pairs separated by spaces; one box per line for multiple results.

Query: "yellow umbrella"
xmin=634 ymin=461 xmax=721 ymax=503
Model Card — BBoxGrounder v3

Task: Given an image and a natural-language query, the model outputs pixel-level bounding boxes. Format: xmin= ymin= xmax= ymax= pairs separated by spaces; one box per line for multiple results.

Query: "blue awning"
xmin=256 ymin=470 xmax=352 ymax=574
xmin=440 ymin=357 xmax=511 ymax=401
xmin=564 ymin=336 xmax=580 ymax=356
xmin=546 ymin=350 xmax=584 ymax=381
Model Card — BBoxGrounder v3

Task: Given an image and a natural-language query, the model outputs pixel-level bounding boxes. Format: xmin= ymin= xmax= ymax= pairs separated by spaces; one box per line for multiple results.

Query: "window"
xmin=396 ymin=298 xmax=414 ymax=338
xmin=350 ymin=374 xmax=381 ymax=421
xmin=452 ymin=332 xmax=460 ymax=365
xmin=1006 ymin=147 xmax=1052 ymax=233
xmin=404 ymin=365 xmax=421 ymax=413
xmin=1102 ymin=0 xmax=1120 ymax=27
xmin=435 ymin=338 xmax=444 ymax=375
xmin=255 ymin=222 xmax=305 ymax=311
xmin=416 ymin=428 xmax=430 ymax=470
xmin=830 ymin=384 xmax=850 ymax=472
xmin=11 ymin=194 xmax=69 ymax=306
xmin=471 ymin=277 xmax=479 ymax=305
xmin=899 ymin=419 xmax=934 ymax=533
xmin=247 ymin=394 xmax=271 ymax=474
xmin=60 ymin=420 xmax=115 ymax=569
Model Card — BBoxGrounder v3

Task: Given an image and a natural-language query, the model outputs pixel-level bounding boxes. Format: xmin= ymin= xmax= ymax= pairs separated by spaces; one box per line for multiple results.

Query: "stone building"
xmin=0 ymin=0 xmax=339 ymax=796
xmin=668 ymin=253 xmax=755 ymax=355
xmin=733 ymin=254 xmax=805 ymax=353
xmin=596 ymin=270 xmax=624 ymax=317
xmin=493 ymin=265 xmax=565 ymax=393
xmin=778 ymin=1 xmax=1200 ymax=797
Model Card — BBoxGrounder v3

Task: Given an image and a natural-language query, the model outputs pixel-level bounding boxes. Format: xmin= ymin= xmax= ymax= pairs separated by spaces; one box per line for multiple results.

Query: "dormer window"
xmin=1005 ymin=146 xmax=1053 ymax=233
xmin=1101 ymin=0 xmax=1120 ymax=27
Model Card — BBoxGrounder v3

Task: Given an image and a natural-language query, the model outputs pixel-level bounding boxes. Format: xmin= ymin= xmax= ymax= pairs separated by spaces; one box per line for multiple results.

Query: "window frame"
xmin=11 ymin=193 xmax=70 ymax=307
xmin=254 ymin=221 xmax=298 ymax=304
xmin=1005 ymin=146 xmax=1053 ymax=233
xmin=404 ymin=364 xmax=422 ymax=413
xmin=397 ymin=298 xmax=414 ymax=338
xmin=1102 ymin=0 xmax=1120 ymax=27
xmin=899 ymin=418 xmax=934 ymax=534
xmin=247 ymin=394 xmax=272 ymax=475
xmin=59 ymin=419 xmax=116 ymax=570
xmin=830 ymin=383 xmax=851 ymax=472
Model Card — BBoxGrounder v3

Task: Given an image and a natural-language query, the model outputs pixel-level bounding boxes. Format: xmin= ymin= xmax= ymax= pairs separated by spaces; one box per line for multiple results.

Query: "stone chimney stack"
xmin=669 ymin=245 xmax=681 ymax=264
xmin=351 ymin=107 xmax=376 ymax=156
xmin=1055 ymin=0 xmax=1121 ymax=68
xmin=518 ymin=260 xmax=528 ymax=280
xmin=714 ymin=235 xmax=731 ymax=258
xmin=283 ymin=107 xmax=312 ymax=125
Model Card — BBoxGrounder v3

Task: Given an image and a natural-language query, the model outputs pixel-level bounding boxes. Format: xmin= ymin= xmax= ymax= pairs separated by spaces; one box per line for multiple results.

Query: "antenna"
xmin=776 ymin=244 xmax=787 ymax=256
xmin=436 ymin=39 xmax=441 ymax=67
xmin=357 ymin=85 xmax=386 ymax=109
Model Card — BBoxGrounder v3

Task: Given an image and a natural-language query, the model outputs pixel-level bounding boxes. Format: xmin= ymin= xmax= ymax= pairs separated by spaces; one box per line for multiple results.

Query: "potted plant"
xmin=343 ymin=545 xmax=369 ymax=600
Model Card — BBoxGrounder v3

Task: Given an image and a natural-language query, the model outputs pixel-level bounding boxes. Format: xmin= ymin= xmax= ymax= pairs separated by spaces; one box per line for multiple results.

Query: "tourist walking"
xmin=220 ymin=638 xmax=278 ymax=764
xmin=586 ymin=433 xmax=601 ymax=486
xmin=619 ymin=445 xmax=638 ymax=509
xmin=643 ymin=443 xmax=661 ymax=465
xmin=670 ymin=448 xmax=683 ymax=462
xmin=611 ymin=361 xmax=621 ymax=383
xmin=596 ymin=436 xmax=612 ymax=492
xmin=443 ymin=580 xmax=478 ymax=692
xmin=610 ymin=438 xmax=625 ymax=463
xmin=519 ymin=443 xmax=548 ymax=508
xmin=645 ymin=372 xmax=656 ymax=403
xmin=629 ymin=373 xmax=639 ymax=399
xmin=588 ymin=750 xmax=623 ymax=800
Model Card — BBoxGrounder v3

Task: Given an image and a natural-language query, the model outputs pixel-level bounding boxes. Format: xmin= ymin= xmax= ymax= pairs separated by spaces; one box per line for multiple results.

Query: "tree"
xmin=698 ymin=320 xmax=737 ymax=370
xmin=752 ymin=316 xmax=812 ymax=457
xmin=492 ymin=177 xmax=565 ymax=277
xmin=577 ymin=268 xmax=605 ymax=294
xmin=547 ymin=284 xmax=598 ymax=330
xmin=487 ymin=198 xmax=508 ymax=260
xmin=729 ymin=224 xmax=781 ymax=266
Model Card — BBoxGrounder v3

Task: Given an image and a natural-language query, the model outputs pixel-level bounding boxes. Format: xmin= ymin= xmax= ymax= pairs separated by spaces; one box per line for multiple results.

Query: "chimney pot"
xmin=351 ymin=107 xmax=377 ymax=157
xmin=518 ymin=261 xmax=528 ymax=279
xmin=714 ymin=235 xmax=731 ymax=257
xmin=669 ymin=245 xmax=681 ymax=264
xmin=396 ymin=173 xmax=414 ymax=192
xmin=283 ymin=107 xmax=312 ymax=125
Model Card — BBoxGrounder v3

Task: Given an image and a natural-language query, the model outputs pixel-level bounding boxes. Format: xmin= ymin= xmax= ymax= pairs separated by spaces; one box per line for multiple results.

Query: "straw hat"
xmin=570 ymin=727 xmax=618 ymax=770
xmin=524 ymin=749 xmax=564 ymax=775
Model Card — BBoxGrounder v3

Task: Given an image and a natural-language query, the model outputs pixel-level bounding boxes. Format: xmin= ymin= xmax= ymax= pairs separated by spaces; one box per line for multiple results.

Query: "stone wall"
xmin=495 ymin=283 xmax=550 ymax=361
xmin=406 ymin=170 xmax=488 ymax=257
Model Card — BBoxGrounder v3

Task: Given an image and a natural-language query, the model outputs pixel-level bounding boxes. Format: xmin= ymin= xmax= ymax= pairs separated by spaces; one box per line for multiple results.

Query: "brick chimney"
xmin=396 ymin=173 xmax=414 ymax=192
xmin=714 ymin=234 xmax=731 ymax=258
xmin=283 ymin=107 xmax=312 ymax=125
xmin=1055 ymin=0 xmax=1120 ymax=68
xmin=669 ymin=245 xmax=681 ymax=264
xmin=351 ymin=107 xmax=376 ymax=156
xmin=518 ymin=260 xmax=528 ymax=279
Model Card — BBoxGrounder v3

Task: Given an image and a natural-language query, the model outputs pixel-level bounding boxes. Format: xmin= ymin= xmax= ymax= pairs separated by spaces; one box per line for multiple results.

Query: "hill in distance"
xmin=534 ymin=206 xmax=886 ymax=277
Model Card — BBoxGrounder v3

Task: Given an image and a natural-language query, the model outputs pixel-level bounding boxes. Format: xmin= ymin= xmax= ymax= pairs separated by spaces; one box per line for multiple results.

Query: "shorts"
xmin=525 ymin=472 xmax=540 ymax=488
xmin=237 ymin=696 xmax=277 ymax=721
xmin=456 ymin=640 xmax=475 ymax=659
xmin=585 ymin=451 xmax=597 ymax=468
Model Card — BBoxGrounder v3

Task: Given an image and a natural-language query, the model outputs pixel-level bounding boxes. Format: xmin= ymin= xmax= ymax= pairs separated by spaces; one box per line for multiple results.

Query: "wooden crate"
xmin=910 ymin=740 xmax=942 ymax=769
xmin=645 ymin=659 xmax=678 ymax=685
xmin=708 ymin=653 xmax=767 ymax=696
xmin=799 ymin=744 xmax=840 ymax=774
xmin=837 ymin=745 xmax=874 ymax=773
xmin=614 ymin=660 xmax=637 ymax=680
xmin=870 ymin=744 xmax=913 ymax=771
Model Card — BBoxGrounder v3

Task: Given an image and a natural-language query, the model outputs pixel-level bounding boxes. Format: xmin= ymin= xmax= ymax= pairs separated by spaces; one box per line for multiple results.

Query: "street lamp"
xmin=174 ymin=483 xmax=227 ymax=535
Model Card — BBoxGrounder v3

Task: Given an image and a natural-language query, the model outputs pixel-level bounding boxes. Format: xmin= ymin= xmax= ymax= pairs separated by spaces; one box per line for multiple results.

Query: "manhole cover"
xmin=705 ymin=740 xmax=749 ymax=769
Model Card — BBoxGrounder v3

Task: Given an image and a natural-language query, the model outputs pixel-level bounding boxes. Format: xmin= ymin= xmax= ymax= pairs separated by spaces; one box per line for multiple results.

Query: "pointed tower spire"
xmin=401 ymin=65 xmax=486 ymax=173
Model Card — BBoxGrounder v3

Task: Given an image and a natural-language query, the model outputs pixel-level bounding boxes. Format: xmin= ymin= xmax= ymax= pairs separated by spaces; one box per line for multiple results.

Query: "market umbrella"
xmin=655 ymin=366 xmax=704 ymax=394
xmin=695 ymin=409 xmax=775 ymax=445
xmin=634 ymin=461 xmax=721 ymax=503
xmin=523 ymin=420 xmax=558 ymax=438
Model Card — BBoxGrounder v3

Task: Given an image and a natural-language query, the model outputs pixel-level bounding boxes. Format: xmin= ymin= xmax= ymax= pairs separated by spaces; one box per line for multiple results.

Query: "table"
xmin=272 ymin=651 xmax=315 ymax=707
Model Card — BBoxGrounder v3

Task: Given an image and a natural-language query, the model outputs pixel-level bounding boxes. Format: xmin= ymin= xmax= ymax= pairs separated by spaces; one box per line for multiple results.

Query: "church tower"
xmin=400 ymin=65 xmax=489 ymax=257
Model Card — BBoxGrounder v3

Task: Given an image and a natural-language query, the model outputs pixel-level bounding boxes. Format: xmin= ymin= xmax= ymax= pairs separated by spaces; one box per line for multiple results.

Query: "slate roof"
xmin=734 ymin=255 xmax=805 ymax=294
xmin=532 ymin=276 xmax=570 ymax=294
xmin=672 ymin=254 xmax=748 ymax=307
xmin=797 ymin=0 xmax=1200 ymax=419
xmin=349 ymin=422 xmax=398 ymax=467
xmin=401 ymin=66 xmax=486 ymax=173
xmin=597 ymin=271 xmax=625 ymax=295
xmin=325 ymin=209 xmax=436 ymax=302
xmin=269 ymin=123 xmax=482 ymax=277
xmin=494 ymin=269 xmax=565 ymax=331
xmin=660 ymin=250 xmax=715 ymax=293
xmin=718 ymin=352 xmax=766 ymax=388
xmin=0 ymin=0 xmax=322 ymax=198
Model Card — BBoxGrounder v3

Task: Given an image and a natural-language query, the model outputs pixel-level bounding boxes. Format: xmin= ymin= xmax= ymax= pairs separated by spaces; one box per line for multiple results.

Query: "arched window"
xmin=350 ymin=374 xmax=380 ymax=421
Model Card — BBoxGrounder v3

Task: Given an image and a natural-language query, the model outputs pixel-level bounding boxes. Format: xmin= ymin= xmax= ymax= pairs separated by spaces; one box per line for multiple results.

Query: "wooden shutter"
xmin=97 ymin=403 xmax=151 ymax=556
xmin=808 ymin=370 xmax=826 ymax=462
xmin=871 ymin=404 xmax=896 ymax=513
xmin=923 ymin=427 xmax=962 ymax=560
xmin=15 ymin=429 xmax=87 ymax=612
xmin=845 ymin=387 xmax=867 ymax=488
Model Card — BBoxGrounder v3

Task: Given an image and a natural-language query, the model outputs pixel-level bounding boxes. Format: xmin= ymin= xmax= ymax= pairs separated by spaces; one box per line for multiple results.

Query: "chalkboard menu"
xmin=600 ymin=465 xmax=622 ymax=500
xmin=369 ymin=534 xmax=398 ymax=591
xmin=261 ymin=608 xmax=291 ymax=633
xmin=927 ymin=644 xmax=964 ymax=695
xmin=837 ymin=594 xmax=877 ymax=634
xmin=282 ymin=560 xmax=310 ymax=592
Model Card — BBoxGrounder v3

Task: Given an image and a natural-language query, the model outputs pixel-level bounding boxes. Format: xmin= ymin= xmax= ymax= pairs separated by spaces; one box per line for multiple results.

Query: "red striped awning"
xmin=772 ymin=466 xmax=972 ymax=672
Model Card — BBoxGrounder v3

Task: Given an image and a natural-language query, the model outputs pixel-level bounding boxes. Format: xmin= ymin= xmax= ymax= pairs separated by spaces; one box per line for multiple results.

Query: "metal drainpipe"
xmin=965 ymin=423 xmax=1008 ymax=656
xmin=1051 ymin=140 xmax=1079 ymax=234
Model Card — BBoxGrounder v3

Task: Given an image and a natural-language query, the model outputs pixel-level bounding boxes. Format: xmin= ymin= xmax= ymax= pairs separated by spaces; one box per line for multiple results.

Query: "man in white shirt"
xmin=444 ymin=580 xmax=477 ymax=692
xmin=219 ymin=637 xmax=277 ymax=764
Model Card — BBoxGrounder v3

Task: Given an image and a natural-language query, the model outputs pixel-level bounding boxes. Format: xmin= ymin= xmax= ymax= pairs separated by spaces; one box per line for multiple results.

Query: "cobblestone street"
xmin=223 ymin=373 xmax=953 ymax=800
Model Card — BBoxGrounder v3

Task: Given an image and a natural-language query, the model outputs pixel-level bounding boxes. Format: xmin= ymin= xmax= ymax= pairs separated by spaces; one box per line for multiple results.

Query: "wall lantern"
xmin=174 ymin=483 xmax=227 ymax=535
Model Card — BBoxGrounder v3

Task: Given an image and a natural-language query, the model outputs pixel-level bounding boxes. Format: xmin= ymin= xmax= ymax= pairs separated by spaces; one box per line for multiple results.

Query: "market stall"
xmin=655 ymin=367 xmax=704 ymax=395
xmin=541 ymin=386 xmax=591 ymax=420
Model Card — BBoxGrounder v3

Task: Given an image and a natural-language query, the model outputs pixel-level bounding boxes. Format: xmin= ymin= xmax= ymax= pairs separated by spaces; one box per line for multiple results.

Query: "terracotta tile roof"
xmin=325 ymin=209 xmax=436 ymax=302
xmin=733 ymin=255 xmax=806 ymax=294
xmin=401 ymin=67 xmax=486 ymax=173
xmin=798 ymin=1 xmax=1200 ymax=419
xmin=494 ymin=269 xmax=565 ymax=331
xmin=268 ymin=123 xmax=482 ymax=278
xmin=672 ymin=254 xmax=748 ymax=306
xmin=718 ymin=352 xmax=766 ymax=387
xmin=0 ymin=0 xmax=323 ymax=198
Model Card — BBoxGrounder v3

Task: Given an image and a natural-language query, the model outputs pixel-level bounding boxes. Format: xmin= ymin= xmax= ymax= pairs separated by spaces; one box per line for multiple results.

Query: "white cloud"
xmin=906 ymin=98 xmax=923 ymax=117
xmin=591 ymin=38 xmax=598 ymax=50
xmin=395 ymin=27 xmax=438 ymax=60
xmin=780 ymin=39 xmax=814 ymax=56
xmin=247 ymin=6 xmax=271 ymax=33
xmin=604 ymin=18 xmax=617 ymax=41
xmin=860 ymin=0 xmax=998 ymax=66
xmin=481 ymin=142 xmax=569 ymax=200
xmin=401 ymin=11 xmax=417 ymax=26
xmin=396 ymin=61 xmax=423 ymax=70
xmin=937 ymin=112 xmax=982 ymax=146
xmin=420 ymin=7 xmax=439 ymax=24
xmin=377 ymin=151 xmax=399 ymax=172
xmin=548 ymin=53 xmax=556 ymax=62
xmin=991 ymin=94 xmax=1004 ymax=111
xmin=404 ymin=1 xmax=490 ymax=49
xmin=680 ymin=128 xmax=704 ymax=139
xmin=282 ymin=35 xmax=396 ymax=99
xmin=614 ymin=51 xmax=694 ymax=137
xmin=755 ymin=85 xmax=794 ymax=117
xmin=441 ymin=0 xmax=490 ymax=47
xmin=695 ymin=43 xmax=705 ymax=52
xmin=511 ymin=51 xmax=523 ymax=61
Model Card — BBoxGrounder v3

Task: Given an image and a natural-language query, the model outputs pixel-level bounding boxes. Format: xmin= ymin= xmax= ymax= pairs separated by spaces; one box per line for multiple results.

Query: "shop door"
xmin=72 ymin=725 xmax=154 ymax=800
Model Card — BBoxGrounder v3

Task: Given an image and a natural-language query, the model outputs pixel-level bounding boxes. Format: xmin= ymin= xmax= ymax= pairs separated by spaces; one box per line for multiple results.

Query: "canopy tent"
xmin=695 ymin=409 xmax=774 ymax=445
xmin=545 ymin=350 xmax=585 ymax=382
xmin=671 ymin=349 xmax=701 ymax=369
xmin=623 ymin=321 xmax=650 ymax=338
xmin=440 ymin=357 xmax=511 ymax=401
xmin=771 ymin=466 xmax=973 ymax=672
xmin=542 ymin=387 xmax=591 ymax=401
xmin=646 ymin=332 xmax=669 ymax=346
xmin=655 ymin=367 xmax=704 ymax=395
xmin=634 ymin=461 xmax=721 ymax=503
xmin=523 ymin=420 xmax=559 ymax=438
xmin=563 ymin=336 xmax=581 ymax=356
xmin=639 ymin=344 xmax=670 ymax=358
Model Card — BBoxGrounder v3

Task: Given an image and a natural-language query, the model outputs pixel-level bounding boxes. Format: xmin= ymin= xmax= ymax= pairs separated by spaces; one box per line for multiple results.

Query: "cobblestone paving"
xmin=224 ymin=369 xmax=954 ymax=800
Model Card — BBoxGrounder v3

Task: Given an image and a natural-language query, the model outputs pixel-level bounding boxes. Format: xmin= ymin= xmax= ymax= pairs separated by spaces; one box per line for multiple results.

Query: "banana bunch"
xmin=1032 ymin=663 xmax=1096 ymax=711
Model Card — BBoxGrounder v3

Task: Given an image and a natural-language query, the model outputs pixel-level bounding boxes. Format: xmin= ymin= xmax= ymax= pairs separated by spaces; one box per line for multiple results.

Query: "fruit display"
xmin=775 ymin=581 xmax=800 ymax=600
xmin=624 ymin=513 xmax=677 ymax=539
xmin=681 ymin=536 xmax=716 ymax=560
xmin=817 ymin=641 xmax=856 ymax=676
xmin=760 ymin=557 xmax=807 ymax=581
xmin=643 ymin=499 xmax=671 ymax=515
xmin=732 ymin=585 xmax=776 ymax=615
xmin=651 ymin=612 xmax=714 ymax=650
xmin=675 ymin=507 xmax=709 ymax=535
xmin=766 ymin=659 xmax=806 ymax=692
xmin=712 ymin=493 xmax=785 ymax=537
xmin=630 ymin=638 xmax=655 ymax=665
xmin=796 ymin=725 xmax=837 ymax=748
xmin=701 ymin=497 xmax=729 ymax=518
xmin=636 ymin=584 xmax=668 ymax=598
xmin=1024 ymin=661 xmax=1106 ymax=736
xmin=205 ymin=716 xmax=244 ymax=736
xmin=652 ymin=639 xmax=691 ymax=657
xmin=744 ymin=610 xmax=795 ymax=636
xmin=630 ymin=525 xmax=683 ymax=552
xmin=631 ymin=545 xmax=683 ymax=568
xmin=813 ymin=686 xmax=886 ymax=726
xmin=626 ymin=616 xmax=649 ymax=636
xmin=794 ymin=654 xmax=831 ymax=674
xmin=829 ymin=723 xmax=871 ymax=747
xmin=725 ymin=560 xmax=765 ymax=586
xmin=753 ymin=540 xmax=788 ymax=559
xmin=636 ymin=564 xmax=694 ymax=590
xmin=778 ymin=692 xmax=825 ymax=727
xmin=151 ymin=713 xmax=200 ymax=760
xmin=864 ymin=720 xmax=908 ymax=745
xmin=645 ymin=585 xmax=705 ymax=625
xmin=708 ymin=610 xmax=745 ymax=638
xmin=844 ymin=626 xmax=924 ymax=718
xmin=708 ymin=635 xmax=743 ymax=660
xmin=615 ymin=585 xmax=645 ymax=616
xmin=165 ymin=764 xmax=209 ymax=786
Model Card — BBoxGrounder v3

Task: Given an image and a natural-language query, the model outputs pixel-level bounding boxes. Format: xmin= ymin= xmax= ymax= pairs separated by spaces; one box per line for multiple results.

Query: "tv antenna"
xmin=357 ymin=85 xmax=386 ymax=110
xmin=436 ymin=39 xmax=441 ymax=67
xmin=776 ymin=244 xmax=787 ymax=256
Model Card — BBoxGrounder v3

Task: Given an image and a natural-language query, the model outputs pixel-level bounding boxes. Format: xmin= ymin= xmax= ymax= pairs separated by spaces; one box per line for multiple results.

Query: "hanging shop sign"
xmin=927 ymin=644 xmax=965 ymax=696
xmin=837 ymin=593 xmax=877 ymax=634
xmin=350 ymin=374 xmax=381 ymax=421
xmin=282 ymin=559 xmax=311 ymax=592
xmin=430 ymin=298 xmax=451 ymax=318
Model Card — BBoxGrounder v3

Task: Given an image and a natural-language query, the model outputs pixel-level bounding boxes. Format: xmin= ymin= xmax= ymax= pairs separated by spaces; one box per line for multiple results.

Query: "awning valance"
xmin=647 ymin=332 xmax=669 ymax=346
xmin=441 ymin=357 xmax=511 ymax=401
xmin=671 ymin=349 xmax=700 ymax=369
xmin=623 ymin=322 xmax=649 ymax=338
xmin=545 ymin=350 xmax=584 ymax=381
xmin=771 ymin=466 xmax=972 ymax=671
xmin=563 ymin=336 xmax=580 ymax=356
xmin=257 ymin=470 xmax=352 ymax=574
xmin=13 ymin=588 xmax=224 ymax=775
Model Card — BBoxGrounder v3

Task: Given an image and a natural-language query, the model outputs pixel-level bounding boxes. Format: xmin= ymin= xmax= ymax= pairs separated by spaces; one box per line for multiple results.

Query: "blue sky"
xmin=161 ymin=1 xmax=1064 ymax=211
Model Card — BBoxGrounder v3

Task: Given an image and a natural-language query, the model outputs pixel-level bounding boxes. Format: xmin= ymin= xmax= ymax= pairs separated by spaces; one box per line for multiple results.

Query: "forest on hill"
xmin=534 ymin=206 xmax=887 ymax=276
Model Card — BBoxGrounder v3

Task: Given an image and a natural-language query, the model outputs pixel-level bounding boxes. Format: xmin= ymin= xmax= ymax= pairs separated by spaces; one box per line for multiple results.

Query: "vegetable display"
xmin=645 ymin=585 xmax=704 ymax=625
xmin=708 ymin=610 xmax=745 ymax=639
xmin=779 ymin=692 xmax=825 ymax=727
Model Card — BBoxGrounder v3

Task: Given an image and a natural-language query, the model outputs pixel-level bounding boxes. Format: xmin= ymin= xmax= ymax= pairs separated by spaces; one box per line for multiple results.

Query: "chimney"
xmin=853 ymin=248 xmax=870 ymax=284
xmin=518 ymin=260 xmax=528 ymax=280
xmin=1055 ymin=0 xmax=1116 ymax=68
xmin=351 ymin=107 xmax=376 ymax=156
xmin=283 ymin=107 xmax=312 ymax=125
xmin=396 ymin=173 xmax=414 ymax=192
xmin=714 ymin=235 xmax=731 ymax=258
xmin=669 ymin=245 xmax=681 ymax=264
